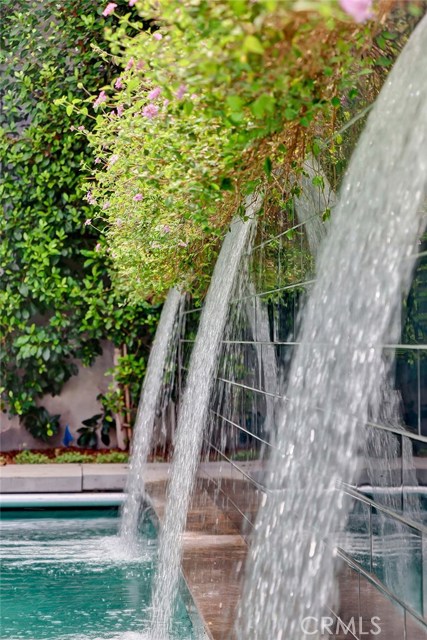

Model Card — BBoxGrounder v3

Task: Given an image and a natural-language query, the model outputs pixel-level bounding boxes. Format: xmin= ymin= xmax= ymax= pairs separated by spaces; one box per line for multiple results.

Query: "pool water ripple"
xmin=0 ymin=514 xmax=195 ymax=640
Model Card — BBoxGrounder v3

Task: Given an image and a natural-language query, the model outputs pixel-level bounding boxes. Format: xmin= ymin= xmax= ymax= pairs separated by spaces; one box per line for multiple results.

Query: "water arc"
xmin=237 ymin=14 xmax=427 ymax=639
xmin=150 ymin=196 xmax=261 ymax=637
xmin=120 ymin=288 xmax=185 ymax=550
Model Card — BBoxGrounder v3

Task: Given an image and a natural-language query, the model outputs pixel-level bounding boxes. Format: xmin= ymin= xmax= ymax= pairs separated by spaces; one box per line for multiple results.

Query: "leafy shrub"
xmin=95 ymin=451 xmax=129 ymax=464
xmin=54 ymin=452 xmax=95 ymax=464
xmin=76 ymin=406 xmax=116 ymax=449
xmin=22 ymin=407 xmax=60 ymax=443
xmin=76 ymin=0 xmax=403 ymax=301
xmin=0 ymin=1 xmax=159 ymax=441
xmin=14 ymin=450 xmax=50 ymax=464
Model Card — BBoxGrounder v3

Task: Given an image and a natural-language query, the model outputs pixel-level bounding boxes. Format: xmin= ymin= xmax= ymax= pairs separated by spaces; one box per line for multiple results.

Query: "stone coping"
xmin=0 ymin=462 xmax=172 ymax=493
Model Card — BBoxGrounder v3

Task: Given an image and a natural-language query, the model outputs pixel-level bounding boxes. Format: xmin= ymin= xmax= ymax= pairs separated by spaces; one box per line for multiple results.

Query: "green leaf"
xmin=284 ymin=107 xmax=298 ymax=121
xmin=250 ymin=94 xmax=275 ymax=118
xmin=263 ymin=156 xmax=272 ymax=177
xmin=376 ymin=56 xmax=392 ymax=67
xmin=230 ymin=0 xmax=247 ymax=16
xmin=81 ymin=413 xmax=102 ymax=427
xmin=243 ymin=35 xmax=264 ymax=55
xmin=226 ymin=95 xmax=244 ymax=112
xmin=312 ymin=175 xmax=325 ymax=189
xmin=312 ymin=139 xmax=321 ymax=157
xmin=220 ymin=177 xmax=234 ymax=191
xmin=100 ymin=431 xmax=110 ymax=446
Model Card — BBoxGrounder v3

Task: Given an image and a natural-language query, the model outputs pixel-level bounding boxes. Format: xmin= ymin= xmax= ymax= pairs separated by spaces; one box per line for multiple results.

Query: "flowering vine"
xmin=62 ymin=0 xmax=421 ymax=302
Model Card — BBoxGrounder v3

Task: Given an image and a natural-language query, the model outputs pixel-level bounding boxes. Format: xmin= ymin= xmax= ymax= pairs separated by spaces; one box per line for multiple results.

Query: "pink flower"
xmin=93 ymin=90 xmax=107 ymax=108
xmin=163 ymin=98 xmax=170 ymax=108
xmin=153 ymin=32 xmax=162 ymax=41
xmin=103 ymin=201 xmax=110 ymax=210
xmin=84 ymin=218 xmax=92 ymax=226
xmin=116 ymin=218 xmax=123 ymax=227
xmin=115 ymin=77 xmax=123 ymax=89
xmin=162 ymin=225 xmax=171 ymax=233
xmin=116 ymin=105 xmax=124 ymax=117
xmin=109 ymin=154 xmax=119 ymax=166
xmin=78 ymin=125 xmax=85 ymax=131
xmin=339 ymin=0 xmax=373 ymax=22
xmin=86 ymin=191 xmax=97 ymax=206
xmin=136 ymin=60 xmax=145 ymax=70
xmin=175 ymin=84 xmax=187 ymax=100
xmin=148 ymin=87 xmax=162 ymax=101
xmin=178 ymin=240 xmax=188 ymax=247
xmin=133 ymin=193 xmax=143 ymax=201
xmin=142 ymin=104 xmax=159 ymax=119
xmin=102 ymin=3 xmax=117 ymax=17
xmin=129 ymin=0 xmax=137 ymax=5
xmin=190 ymin=93 xmax=198 ymax=100
xmin=94 ymin=157 xmax=101 ymax=164
xmin=95 ymin=243 xmax=102 ymax=252
xmin=125 ymin=57 xmax=135 ymax=71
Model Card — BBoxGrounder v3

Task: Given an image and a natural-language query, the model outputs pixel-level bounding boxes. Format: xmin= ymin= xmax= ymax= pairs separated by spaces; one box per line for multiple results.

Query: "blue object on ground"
xmin=62 ymin=425 xmax=74 ymax=447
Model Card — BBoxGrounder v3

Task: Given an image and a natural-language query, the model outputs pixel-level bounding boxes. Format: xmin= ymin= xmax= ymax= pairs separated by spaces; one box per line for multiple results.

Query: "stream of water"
xmin=120 ymin=288 xmax=185 ymax=551
xmin=150 ymin=197 xmax=261 ymax=637
xmin=237 ymin=14 xmax=427 ymax=639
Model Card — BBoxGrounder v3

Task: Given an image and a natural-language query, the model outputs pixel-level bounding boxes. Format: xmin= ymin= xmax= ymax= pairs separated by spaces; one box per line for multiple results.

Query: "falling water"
xmin=294 ymin=153 xmax=335 ymax=257
xmin=120 ymin=288 xmax=184 ymax=550
xmin=237 ymin=14 xmax=427 ymax=639
xmin=150 ymin=197 xmax=260 ymax=637
xmin=246 ymin=288 xmax=278 ymax=434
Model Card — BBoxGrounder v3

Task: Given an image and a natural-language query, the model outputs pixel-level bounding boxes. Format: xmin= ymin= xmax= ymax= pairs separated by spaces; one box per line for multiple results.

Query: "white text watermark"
xmin=301 ymin=616 xmax=382 ymax=636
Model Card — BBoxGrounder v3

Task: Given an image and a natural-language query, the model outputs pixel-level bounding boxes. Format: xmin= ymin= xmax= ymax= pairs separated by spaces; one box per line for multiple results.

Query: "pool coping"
xmin=0 ymin=462 xmax=129 ymax=493
xmin=0 ymin=492 xmax=125 ymax=509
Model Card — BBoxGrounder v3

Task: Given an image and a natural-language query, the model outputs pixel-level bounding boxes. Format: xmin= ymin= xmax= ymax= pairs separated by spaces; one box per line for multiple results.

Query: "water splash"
xmin=150 ymin=198 xmax=261 ymax=637
xmin=120 ymin=288 xmax=185 ymax=550
xmin=237 ymin=14 xmax=427 ymax=639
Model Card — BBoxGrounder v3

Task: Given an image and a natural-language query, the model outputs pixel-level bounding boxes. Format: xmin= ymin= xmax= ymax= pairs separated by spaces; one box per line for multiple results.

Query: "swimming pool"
xmin=0 ymin=509 xmax=200 ymax=640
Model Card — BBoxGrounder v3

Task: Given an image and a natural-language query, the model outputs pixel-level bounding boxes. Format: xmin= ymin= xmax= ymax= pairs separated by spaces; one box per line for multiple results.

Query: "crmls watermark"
xmin=301 ymin=616 xmax=382 ymax=636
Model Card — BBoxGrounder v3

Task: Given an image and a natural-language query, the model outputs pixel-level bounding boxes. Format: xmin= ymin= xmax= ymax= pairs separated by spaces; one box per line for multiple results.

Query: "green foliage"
xmin=76 ymin=405 xmax=116 ymax=449
xmin=14 ymin=450 xmax=50 ymax=464
xmin=0 ymin=1 xmax=159 ymax=441
xmin=22 ymin=407 xmax=60 ymax=442
xmin=77 ymin=0 xmax=388 ymax=300
xmin=54 ymin=451 xmax=95 ymax=463
xmin=95 ymin=451 xmax=129 ymax=463
xmin=11 ymin=449 xmax=129 ymax=464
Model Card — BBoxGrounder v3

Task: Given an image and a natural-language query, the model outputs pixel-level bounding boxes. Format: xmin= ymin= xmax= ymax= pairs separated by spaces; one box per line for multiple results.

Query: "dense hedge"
xmin=0 ymin=1 xmax=158 ymax=442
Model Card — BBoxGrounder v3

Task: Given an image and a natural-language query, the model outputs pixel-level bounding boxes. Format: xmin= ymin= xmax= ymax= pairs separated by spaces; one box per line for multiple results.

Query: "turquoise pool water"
xmin=0 ymin=509 xmax=196 ymax=640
